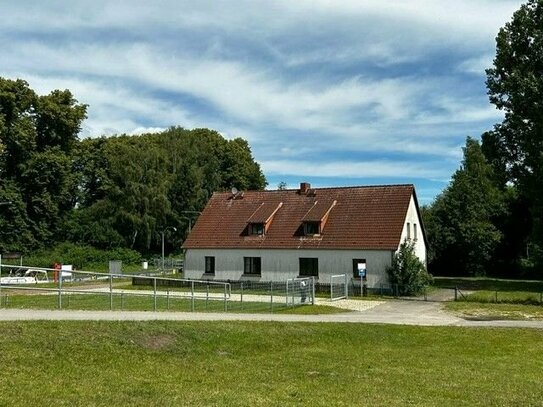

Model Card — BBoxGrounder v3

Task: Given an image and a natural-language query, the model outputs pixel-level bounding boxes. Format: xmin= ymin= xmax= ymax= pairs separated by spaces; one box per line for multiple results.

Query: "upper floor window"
xmin=249 ymin=223 xmax=265 ymax=236
xmin=414 ymin=223 xmax=418 ymax=240
xmin=407 ymin=222 xmax=411 ymax=240
xmin=304 ymin=221 xmax=320 ymax=235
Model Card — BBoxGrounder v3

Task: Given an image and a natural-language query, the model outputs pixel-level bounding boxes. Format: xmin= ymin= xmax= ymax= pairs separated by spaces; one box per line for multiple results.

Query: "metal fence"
xmin=330 ymin=274 xmax=348 ymax=301
xmin=313 ymin=280 xmax=431 ymax=300
xmin=0 ymin=264 xmax=313 ymax=313
xmin=452 ymin=286 xmax=543 ymax=305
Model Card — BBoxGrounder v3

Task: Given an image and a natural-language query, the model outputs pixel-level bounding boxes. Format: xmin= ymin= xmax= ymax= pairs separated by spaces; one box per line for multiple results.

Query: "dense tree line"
xmin=0 ymin=78 xmax=266 ymax=256
xmin=424 ymin=0 xmax=543 ymax=278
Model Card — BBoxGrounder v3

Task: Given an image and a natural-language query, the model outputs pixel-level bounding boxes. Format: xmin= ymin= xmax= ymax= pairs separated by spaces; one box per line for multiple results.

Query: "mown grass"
xmin=0 ymin=292 xmax=345 ymax=315
xmin=460 ymin=290 xmax=543 ymax=305
xmin=0 ymin=321 xmax=542 ymax=406
xmin=433 ymin=276 xmax=543 ymax=292
xmin=434 ymin=276 xmax=543 ymax=307
xmin=433 ymin=276 xmax=543 ymax=319
xmin=445 ymin=301 xmax=543 ymax=320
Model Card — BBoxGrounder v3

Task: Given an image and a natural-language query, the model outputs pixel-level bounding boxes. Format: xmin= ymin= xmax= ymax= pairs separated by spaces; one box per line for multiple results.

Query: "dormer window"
xmin=245 ymin=202 xmax=283 ymax=237
xmin=304 ymin=221 xmax=320 ymax=235
xmin=249 ymin=223 xmax=265 ymax=235
xmin=300 ymin=200 xmax=336 ymax=236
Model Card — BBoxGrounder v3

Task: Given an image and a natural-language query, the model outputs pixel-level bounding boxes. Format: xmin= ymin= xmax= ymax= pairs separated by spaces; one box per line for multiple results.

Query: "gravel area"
xmin=316 ymin=298 xmax=384 ymax=312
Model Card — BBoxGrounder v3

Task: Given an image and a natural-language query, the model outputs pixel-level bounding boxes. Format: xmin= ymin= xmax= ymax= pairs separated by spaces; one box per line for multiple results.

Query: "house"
xmin=182 ymin=182 xmax=427 ymax=288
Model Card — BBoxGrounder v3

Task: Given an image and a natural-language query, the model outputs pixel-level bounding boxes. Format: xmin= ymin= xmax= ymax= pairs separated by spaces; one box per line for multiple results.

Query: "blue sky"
xmin=0 ymin=0 xmax=525 ymax=203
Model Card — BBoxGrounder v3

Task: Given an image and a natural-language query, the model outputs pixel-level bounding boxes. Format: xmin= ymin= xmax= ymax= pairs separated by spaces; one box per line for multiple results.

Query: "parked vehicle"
xmin=0 ymin=269 xmax=49 ymax=285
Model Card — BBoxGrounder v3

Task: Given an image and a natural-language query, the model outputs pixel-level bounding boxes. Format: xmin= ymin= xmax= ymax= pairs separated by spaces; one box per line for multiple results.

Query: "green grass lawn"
xmin=433 ymin=276 xmax=543 ymax=292
xmin=0 ymin=321 xmax=542 ymax=406
xmin=445 ymin=301 xmax=543 ymax=320
xmin=434 ymin=276 xmax=543 ymax=306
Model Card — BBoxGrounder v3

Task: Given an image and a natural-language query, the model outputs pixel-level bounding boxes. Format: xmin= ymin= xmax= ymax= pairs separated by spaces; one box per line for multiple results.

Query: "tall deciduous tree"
xmin=424 ymin=138 xmax=504 ymax=276
xmin=0 ymin=78 xmax=87 ymax=250
xmin=68 ymin=127 xmax=266 ymax=252
xmin=484 ymin=0 xmax=543 ymax=268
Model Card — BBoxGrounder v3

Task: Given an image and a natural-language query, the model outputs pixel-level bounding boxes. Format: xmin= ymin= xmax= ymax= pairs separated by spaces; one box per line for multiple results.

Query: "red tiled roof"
xmin=182 ymin=184 xmax=416 ymax=250
xmin=301 ymin=200 xmax=336 ymax=222
xmin=247 ymin=202 xmax=283 ymax=224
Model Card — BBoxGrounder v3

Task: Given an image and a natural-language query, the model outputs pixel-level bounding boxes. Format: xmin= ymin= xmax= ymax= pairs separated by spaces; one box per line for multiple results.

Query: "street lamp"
xmin=180 ymin=211 xmax=201 ymax=234
xmin=161 ymin=226 xmax=177 ymax=271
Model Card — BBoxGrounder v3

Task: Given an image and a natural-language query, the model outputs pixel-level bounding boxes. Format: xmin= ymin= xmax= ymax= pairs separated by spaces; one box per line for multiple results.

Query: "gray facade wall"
xmin=184 ymin=248 xmax=394 ymax=288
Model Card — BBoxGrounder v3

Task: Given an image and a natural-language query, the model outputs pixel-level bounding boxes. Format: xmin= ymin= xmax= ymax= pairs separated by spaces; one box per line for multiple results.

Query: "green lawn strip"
xmin=0 ymin=293 xmax=346 ymax=315
xmin=461 ymin=290 xmax=543 ymax=305
xmin=433 ymin=276 xmax=543 ymax=292
xmin=0 ymin=321 xmax=542 ymax=406
xmin=445 ymin=301 xmax=543 ymax=320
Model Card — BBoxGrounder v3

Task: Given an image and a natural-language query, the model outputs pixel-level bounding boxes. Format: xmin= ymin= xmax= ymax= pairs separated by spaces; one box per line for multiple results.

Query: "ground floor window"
xmin=243 ymin=257 xmax=261 ymax=275
xmin=299 ymin=257 xmax=319 ymax=277
xmin=352 ymin=259 xmax=367 ymax=279
xmin=205 ymin=256 xmax=215 ymax=274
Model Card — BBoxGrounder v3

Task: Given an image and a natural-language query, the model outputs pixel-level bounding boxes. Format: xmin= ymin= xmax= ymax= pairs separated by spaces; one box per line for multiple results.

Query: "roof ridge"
xmin=214 ymin=184 xmax=414 ymax=195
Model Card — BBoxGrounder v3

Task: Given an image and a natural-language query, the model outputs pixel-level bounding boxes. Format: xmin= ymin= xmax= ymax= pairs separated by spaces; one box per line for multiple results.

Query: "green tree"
xmin=386 ymin=240 xmax=432 ymax=295
xmin=424 ymin=138 xmax=504 ymax=276
xmin=67 ymin=127 xmax=266 ymax=252
xmin=484 ymin=0 xmax=543 ymax=269
xmin=0 ymin=78 xmax=87 ymax=250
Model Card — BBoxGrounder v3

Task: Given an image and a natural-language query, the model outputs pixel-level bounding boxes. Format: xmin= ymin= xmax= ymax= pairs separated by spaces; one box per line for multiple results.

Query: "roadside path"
xmin=2 ymin=300 xmax=543 ymax=329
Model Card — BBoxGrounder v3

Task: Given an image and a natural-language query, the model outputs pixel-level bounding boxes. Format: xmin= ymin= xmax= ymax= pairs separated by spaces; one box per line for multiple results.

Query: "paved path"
xmin=2 ymin=300 xmax=543 ymax=328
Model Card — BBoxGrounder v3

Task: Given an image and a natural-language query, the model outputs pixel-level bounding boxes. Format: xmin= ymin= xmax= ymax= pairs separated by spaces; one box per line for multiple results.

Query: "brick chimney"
xmin=299 ymin=182 xmax=311 ymax=194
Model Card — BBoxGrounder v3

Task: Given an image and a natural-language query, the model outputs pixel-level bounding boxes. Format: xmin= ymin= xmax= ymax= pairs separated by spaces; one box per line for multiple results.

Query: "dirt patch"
xmin=139 ymin=334 xmax=176 ymax=350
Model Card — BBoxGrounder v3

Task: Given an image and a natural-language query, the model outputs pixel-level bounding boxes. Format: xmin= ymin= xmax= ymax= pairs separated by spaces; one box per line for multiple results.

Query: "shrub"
xmin=386 ymin=240 xmax=433 ymax=296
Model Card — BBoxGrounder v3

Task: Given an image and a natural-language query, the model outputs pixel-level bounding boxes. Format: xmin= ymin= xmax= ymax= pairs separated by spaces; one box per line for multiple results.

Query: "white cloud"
xmin=457 ymin=55 xmax=495 ymax=75
xmin=5 ymin=72 xmax=197 ymax=136
xmin=0 ymin=0 xmax=525 ymax=200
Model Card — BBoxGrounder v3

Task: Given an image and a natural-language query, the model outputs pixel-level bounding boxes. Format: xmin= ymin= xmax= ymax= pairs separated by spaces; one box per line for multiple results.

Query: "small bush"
xmin=386 ymin=240 xmax=433 ymax=296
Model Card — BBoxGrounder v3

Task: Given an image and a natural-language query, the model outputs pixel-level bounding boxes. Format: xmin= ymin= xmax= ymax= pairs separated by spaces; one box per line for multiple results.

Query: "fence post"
xmin=454 ymin=286 xmax=458 ymax=301
xmin=224 ymin=283 xmax=228 ymax=312
xmin=58 ymin=271 xmax=63 ymax=310
xmin=241 ymin=282 xmax=244 ymax=310
xmin=153 ymin=277 xmax=157 ymax=312
xmin=110 ymin=274 xmax=113 ymax=311
xmin=167 ymin=290 xmax=170 ymax=310
xmin=312 ymin=277 xmax=315 ymax=305
xmin=191 ymin=281 xmax=195 ymax=312
xmin=206 ymin=284 xmax=209 ymax=310
xmin=270 ymin=281 xmax=273 ymax=312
